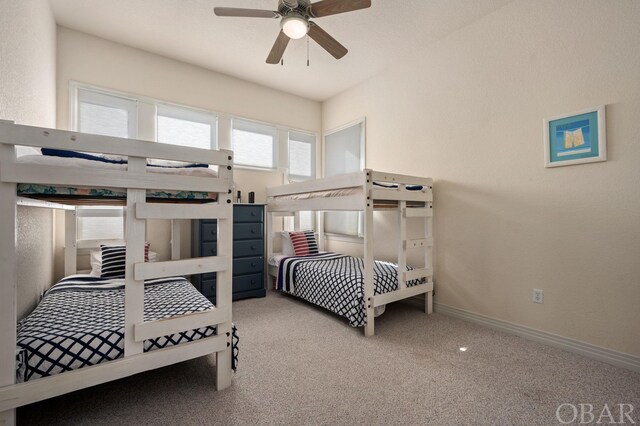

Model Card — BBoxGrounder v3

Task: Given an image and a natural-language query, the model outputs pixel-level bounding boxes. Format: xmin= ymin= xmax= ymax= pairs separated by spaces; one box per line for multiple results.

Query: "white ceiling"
xmin=50 ymin=0 xmax=512 ymax=102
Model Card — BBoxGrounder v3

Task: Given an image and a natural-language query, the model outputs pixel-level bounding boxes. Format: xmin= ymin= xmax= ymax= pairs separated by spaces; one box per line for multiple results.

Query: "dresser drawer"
xmin=233 ymin=257 xmax=263 ymax=276
xmin=234 ymin=223 xmax=263 ymax=240
xmin=201 ymin=278 xmax=217 ymax=298
xmin=233 ymin=273 xmax=263 ymax=293
xmin=233 ymin=240 xmax=263 ymax=258
xmin=201 ymin=222 xmax=218 ymax=242
xmin=201 ymin=242 xmax=217 ymax=257
xmin=201 ymin=272 xmax=216 ymax=281
xmin=233 ymin=205 xmax=264 ymax=223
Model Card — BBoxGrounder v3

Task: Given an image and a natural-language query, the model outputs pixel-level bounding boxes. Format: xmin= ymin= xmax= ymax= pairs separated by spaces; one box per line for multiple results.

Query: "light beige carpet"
xmin=18 ymin=291 xmax=640 ymax=425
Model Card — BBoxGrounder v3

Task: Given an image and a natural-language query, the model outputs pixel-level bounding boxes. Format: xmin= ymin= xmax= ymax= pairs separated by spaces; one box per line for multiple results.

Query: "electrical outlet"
xmin=533 ymin=288 xmax=544 ymax=304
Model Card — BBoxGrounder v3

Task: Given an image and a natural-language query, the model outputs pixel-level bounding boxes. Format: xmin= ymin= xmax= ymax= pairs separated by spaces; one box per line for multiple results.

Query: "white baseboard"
xmin=434 ymin=303 xmax=640 ymax=373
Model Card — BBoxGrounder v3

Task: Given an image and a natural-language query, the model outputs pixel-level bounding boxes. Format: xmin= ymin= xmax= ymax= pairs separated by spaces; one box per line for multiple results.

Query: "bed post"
xmin=124 ymin=158 xmax=146 ymax=357
xmin=363 ymin=170 xmax=375 ymax=337
xmin=425 ymin=188 xmax=434 ymax=314
xmin=64 ymin=210 xmax=77 ymax=275
xmin=397 ymin=198 xmax=407 ymax=291
xmin=265 ymin=209 xmax=273 ymax=280
xmin=215 ymin=158 xmax=233 ymax=390
xmin=317 ymin=212 xmax=325 ymax=251
xmin=0 ymin=143 xmax=17 ymax=425
xmin=170 ymin=219 xmax=181 ymax=260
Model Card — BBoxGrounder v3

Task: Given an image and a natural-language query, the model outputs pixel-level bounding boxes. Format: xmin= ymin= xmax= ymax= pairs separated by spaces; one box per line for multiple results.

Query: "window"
xmin=323 ymin=120 xmax=365 ymax=237
xmin=76 ymin=88 xmax=137 ymax=138
xmin=232 ymin=119 xmax=277 ymax=169
xmin=77 ymin=207 xmax=124 ymax=242
xmin=289 ymin=131 xmax=315 ymax=181
xmin=157 ymin=104 xmax=217 ymax=149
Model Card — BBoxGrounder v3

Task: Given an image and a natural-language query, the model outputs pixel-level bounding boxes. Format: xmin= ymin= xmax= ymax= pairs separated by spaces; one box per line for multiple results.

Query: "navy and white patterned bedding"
xmin=276 ymin=252 xmax=423 ymax=327
xmin=16 ymin=275 xmax=238 ymax=382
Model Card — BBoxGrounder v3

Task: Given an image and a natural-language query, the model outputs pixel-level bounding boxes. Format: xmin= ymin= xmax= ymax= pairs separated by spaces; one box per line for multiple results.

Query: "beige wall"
xmin=322 ymin=0 xmax=640 ymax=356
xmin=0 ymin=0 xmax=57 ymax=318
xmin=55 ymin=27 xmax=320 ymax=273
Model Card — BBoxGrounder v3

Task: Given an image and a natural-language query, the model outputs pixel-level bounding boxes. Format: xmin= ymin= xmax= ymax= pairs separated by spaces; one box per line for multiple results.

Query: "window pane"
xmin=157 ymin=105 xmax=215 ymax=149
xmin=77 ymin=88 xmax=136 ymax=138
xmin=79 ymin=102 xmax=130 ymax=138
xmin=289 ymin=131 xmax=315 ymax=179
xmin=324 ymin=122 xmax=364 ymax=237
xmin=324 ymin=123 xmax=363 ymax=177
xmin=289 ymin=140 xmax=311 ymax=177
xmin=77 ymin=207 xmax=124 ymax=241
xmin=232 ymin=119 xmax=276 ymax=169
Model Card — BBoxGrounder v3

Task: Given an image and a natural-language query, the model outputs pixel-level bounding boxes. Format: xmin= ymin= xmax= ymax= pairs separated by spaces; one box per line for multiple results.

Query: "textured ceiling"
xmin=50 ymin=0 xmax=512 ymax=101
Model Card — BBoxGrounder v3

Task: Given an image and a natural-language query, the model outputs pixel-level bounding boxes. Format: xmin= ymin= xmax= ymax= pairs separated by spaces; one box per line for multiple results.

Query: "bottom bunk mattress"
xmin=276 ymin=252 xmax=422 ymax=327
xmin=16 ymin=275 xmax=239 ymax=383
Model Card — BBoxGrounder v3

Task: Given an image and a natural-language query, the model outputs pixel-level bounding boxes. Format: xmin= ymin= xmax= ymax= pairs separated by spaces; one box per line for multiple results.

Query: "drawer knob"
xmin=251 ymin=212 xmax=256 ymax=216
xmin=251 ymin=263 xmax=256 ymax=267
xmin=251 ymin=229 xmax=256 ymax=233
xmin=251 ymin=246 xmax=256 ymax=250
xmin=251 ymin=280 xmax=255 ymax=284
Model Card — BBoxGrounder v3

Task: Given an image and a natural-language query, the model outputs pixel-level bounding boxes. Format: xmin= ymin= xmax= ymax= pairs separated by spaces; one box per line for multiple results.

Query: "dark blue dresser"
xmin=191 ymin=204 xmax=266 ymax=303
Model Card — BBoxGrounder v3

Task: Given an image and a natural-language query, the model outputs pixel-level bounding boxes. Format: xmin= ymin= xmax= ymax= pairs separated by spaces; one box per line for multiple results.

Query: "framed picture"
xmin=543 ymin=105 xmax=606 ymax=167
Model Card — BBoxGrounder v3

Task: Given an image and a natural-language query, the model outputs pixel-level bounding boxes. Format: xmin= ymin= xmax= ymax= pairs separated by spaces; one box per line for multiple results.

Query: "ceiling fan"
xmin=214 ymin=0 xmax=372 ymax=64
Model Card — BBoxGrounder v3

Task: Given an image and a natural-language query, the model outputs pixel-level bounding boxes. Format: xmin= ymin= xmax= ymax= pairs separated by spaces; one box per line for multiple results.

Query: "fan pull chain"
xmin=281 ymin=59 xmax=283 ymax=66
xmin=307 ymin=35 xmax=310 ymax=66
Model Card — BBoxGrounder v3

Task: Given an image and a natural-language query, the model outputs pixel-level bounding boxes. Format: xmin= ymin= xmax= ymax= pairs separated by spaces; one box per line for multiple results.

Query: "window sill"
xmin=324 ymin=233 xmax=363 ymax=244
xmin=234 ymin=164 xmax=279 ymax=173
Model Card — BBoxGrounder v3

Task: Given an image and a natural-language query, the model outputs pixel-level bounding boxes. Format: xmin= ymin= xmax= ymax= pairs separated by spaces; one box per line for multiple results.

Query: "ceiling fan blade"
xmin=307 ymin=22 xmax=348 ymax=59
xmin=213 ymin=7 xmax=279 ymax=18
xmin=309 ymin=0 xmax=371 ymax=18
xmin=266 ymin=31 xmax=291 ymax=64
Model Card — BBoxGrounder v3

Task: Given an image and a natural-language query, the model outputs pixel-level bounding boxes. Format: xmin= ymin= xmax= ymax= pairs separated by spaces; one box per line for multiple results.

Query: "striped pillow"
xmin=288 ymin=231 xmax=319 ymax=256
xmin=100 ymin=243 xmax=150 ymax=279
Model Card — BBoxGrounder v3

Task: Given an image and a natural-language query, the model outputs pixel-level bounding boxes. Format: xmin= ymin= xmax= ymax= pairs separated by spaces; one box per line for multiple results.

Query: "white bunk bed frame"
xmin=266 ymin=169 xmax=434 ymax=337
xmin=0 ymin=121 xmax=235 ymax=424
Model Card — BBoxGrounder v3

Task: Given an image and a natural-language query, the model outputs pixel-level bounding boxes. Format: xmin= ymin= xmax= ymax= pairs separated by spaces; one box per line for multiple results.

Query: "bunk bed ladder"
xmin=399 ymin=192 xmax=434 ymax=314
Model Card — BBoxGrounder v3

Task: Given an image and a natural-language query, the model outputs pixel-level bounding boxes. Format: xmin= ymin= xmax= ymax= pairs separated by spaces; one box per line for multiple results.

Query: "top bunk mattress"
xmin=270 ymin=182 xmax=428 ymax=207
xmin=16 ymin=154 xmax=219 ymax=204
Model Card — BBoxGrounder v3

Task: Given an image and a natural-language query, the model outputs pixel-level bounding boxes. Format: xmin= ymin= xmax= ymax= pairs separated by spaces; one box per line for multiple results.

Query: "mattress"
xmin=275 ymin=252 xmax=422 ymax=327
xmin=270 ymin=182 xmax=426 ymax=202
xmin=15 ymin=275 xmax=239 ymax=382
xmin=16 ymin=155 xmax=219 ymax=202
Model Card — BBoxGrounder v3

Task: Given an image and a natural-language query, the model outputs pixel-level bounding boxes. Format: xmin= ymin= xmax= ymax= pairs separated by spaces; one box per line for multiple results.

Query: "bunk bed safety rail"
xmin=0 ymin=122 xmax=234 ymax=193
xmin=266 ymin=170 xmax=366 ymax=197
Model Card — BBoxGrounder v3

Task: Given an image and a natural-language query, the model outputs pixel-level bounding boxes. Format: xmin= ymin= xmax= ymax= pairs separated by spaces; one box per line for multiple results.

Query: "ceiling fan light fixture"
xmin=281 ymin=14 xmax=308 ymax=39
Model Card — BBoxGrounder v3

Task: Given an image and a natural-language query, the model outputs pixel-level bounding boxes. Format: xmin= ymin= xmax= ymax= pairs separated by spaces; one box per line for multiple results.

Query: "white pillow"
xmin=89 ymin=249 xmax=102 ymax=276
xmin=89 ymin=249 xmax=158 ymax=277
xmin=280 ymin=232 xmax=295 ymax=256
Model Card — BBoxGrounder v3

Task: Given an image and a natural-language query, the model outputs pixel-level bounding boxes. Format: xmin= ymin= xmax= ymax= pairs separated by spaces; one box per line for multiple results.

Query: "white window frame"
xmin=231 ymin=118 xmax=278 ymax=170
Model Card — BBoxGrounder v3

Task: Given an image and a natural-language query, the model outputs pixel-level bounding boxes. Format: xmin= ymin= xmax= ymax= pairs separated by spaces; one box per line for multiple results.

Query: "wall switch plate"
xmin=533 ymin=288 xmax=544 ymax=304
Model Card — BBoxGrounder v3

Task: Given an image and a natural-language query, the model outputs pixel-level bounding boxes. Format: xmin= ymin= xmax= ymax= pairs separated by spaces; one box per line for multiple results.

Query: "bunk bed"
xmin=266 ymin=170 xmax=434 ymax=337
xmin=0 ymin=120 xmax=236 ymax=424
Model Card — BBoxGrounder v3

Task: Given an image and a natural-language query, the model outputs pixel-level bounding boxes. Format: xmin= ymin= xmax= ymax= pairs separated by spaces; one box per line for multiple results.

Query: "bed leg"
xmin=0 ymin=409 xmax=15 ymax=425
xmin=364 ymin=319 xmax=374 ymax=337
xmin=425 ymin=290 xmax=433 ymax=314
xmin=216 ymin=346 xmax=232 ymax=390
xmin=364 ymin=301 xmax=375 ymax=337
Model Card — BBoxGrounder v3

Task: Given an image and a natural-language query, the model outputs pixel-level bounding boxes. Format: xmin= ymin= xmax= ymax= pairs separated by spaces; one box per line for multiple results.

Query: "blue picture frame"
xmin=544 ymin=105 xmax=606 ymax=167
